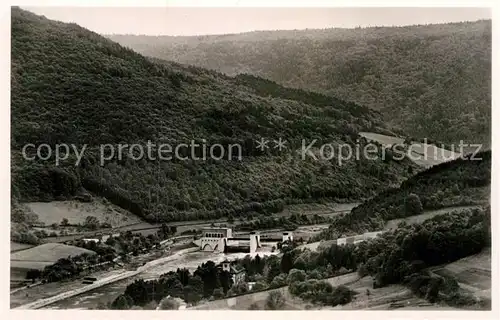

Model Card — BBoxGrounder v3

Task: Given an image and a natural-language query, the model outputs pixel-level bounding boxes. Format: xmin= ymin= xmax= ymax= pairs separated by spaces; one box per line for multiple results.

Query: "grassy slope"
xmin=109 ymin=20 xmax=491 ymax=145
xmin=11 ymin=8 xmax=414 ymax=223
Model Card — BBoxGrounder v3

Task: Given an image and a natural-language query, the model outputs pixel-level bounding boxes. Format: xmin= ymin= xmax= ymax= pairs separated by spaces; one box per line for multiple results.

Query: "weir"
xmin=198 ymin=229 xmax=292 ymax=253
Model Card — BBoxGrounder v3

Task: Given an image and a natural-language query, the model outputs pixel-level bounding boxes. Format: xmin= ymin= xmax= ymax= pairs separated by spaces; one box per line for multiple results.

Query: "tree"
xmin=248 ymin=302 xmax=260 ymax=310
xmin=84 ymin=216 xmax=100 ymax=230
xmin=306 ymin=269 xmax=322 ymax=280
xmin=331 ymin=285 xmax=354 ymax=306
xmin=111 ymin=294 xmax=132 ymax=310
xmin=264 ymin=256 xmax=281 ymax=284
xmin=270 ymin=273 xmax=287 ymax=288
xmin=408 ymin=166 xmax=414 ymax=175
xmin=26 ymin=269 xmax=41 ymax=283
xmin=212 ymin=287 xmax=225 ymax=299
xmin=194 ymin=260 xmax=221 ymax=297
xmin=251 ymin=281 xmax=268 ymax=291
xmin=183 ymin=285 xmax=202 ymax=304
xmin=60 ymin=218 xmax=69 ymax=226
xmin=143 ymin=301 xmax=158 ymax=310
xmin=293 ymin=256 xmax=307 ymax=270
xmin=187 ymin=275 xmax=204 ymax=296
xmin=287 ymin=269 xmax=306 ymax=284
xmin=265 ymin=291 xmax=285 ymax=310
xmin=280 ymin=252 xmax=294 ymax=274
xmin=406 ymin=193 xmax=423 ymax=216
xmin=124 ymin=279 xmax=150 ymax=306
xmin=158 ymin=223 xmax=171 ymax=240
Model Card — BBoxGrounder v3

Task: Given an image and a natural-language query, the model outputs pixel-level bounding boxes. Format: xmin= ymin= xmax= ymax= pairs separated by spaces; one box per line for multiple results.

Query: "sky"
xmin=22 ymin=7 xmax=492 ymax=36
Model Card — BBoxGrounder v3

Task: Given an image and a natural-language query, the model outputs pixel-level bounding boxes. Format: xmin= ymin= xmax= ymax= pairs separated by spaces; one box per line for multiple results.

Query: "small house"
xmin=220 ymin=260 xmax=246 ymax=285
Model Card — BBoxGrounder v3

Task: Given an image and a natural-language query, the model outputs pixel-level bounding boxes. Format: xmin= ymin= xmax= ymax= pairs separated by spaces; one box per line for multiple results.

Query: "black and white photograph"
xmin=6 ymin=2 xmax=495 ymax=313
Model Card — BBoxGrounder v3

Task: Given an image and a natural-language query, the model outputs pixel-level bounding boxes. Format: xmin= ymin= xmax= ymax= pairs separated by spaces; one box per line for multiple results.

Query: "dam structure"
xmin=198 ymin=228 xmax=292 ymax=254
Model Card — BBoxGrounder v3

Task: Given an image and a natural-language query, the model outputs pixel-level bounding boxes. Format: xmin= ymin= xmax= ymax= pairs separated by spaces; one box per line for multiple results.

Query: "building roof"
xmin=219 ymin=260 xmax=245 ymax=274
xmin=230 ymin=265 xmax=245 ymax=274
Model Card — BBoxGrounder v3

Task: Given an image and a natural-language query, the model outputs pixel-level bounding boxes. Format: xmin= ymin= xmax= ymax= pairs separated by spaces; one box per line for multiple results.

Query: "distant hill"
xmin=109 ymin=20 xmax=491 ymax=145
xmin=11 ymin=8 xmax=415 ymax=224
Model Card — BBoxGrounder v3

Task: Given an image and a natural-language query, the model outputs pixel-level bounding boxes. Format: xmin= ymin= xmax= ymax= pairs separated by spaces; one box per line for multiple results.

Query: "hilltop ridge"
xmin=109 ymin=19 xmax=491 ymax=145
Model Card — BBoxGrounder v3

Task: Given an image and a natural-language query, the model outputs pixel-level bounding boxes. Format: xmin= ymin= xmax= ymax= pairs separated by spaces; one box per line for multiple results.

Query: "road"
xmin=41 ymin=207 xmax=354 ymax=244
xmin=13 ymin=247 xmax=198 ymax=310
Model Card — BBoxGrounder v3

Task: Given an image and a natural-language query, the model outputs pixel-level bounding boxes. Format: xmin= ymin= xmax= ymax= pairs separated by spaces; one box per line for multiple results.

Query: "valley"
xmin=9 ymin=7 xmax=492 ymax=313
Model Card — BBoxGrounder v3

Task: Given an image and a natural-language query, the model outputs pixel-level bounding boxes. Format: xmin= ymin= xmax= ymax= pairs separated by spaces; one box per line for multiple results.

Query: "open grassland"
xmin=11 ymin=243 xmax=96 ymax=269
xmin=359 ymin=132 xmax=405 ymax=146
xmin=384 ymin=205 xmax=483 ymax=230
xmin=27 ymin=198 xmax=145 ymax=227
xmin=431 ymin=248 xmax=491 ymax=301
xmin=11 ymin=241 xmax=35 ymax=252
xmin=276 ymin=202 xmax=361 ymax=217
xmin=10 ymin=268 xmax=129 ymax=308
xmin=359 ymin=132 xmax=460 ymax=167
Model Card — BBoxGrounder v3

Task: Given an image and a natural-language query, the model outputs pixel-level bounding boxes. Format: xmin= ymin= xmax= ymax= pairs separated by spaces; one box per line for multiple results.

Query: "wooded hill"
xmin=109 ymin=20 xmax=491 ymax=146
xmin=316 ymin=150 xmax=491 ymax=239
xmin=11 ymin=8 xmax=415 ymax=223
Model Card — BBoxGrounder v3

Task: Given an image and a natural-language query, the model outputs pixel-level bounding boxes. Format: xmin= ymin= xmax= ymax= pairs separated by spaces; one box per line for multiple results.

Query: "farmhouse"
xmin=82 ymin=238 xmax=100 ymax=244
xmin=220 ymin=260 xmax=246 ymax=285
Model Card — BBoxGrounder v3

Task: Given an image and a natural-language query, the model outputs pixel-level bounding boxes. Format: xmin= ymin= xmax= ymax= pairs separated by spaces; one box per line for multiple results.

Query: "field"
xmin=11 ymin=243 xmax=96 ymax=270
xmin=431 ymin=248 xmax=491 ymax=302
xmin=27 ymin=198 xmax=145 ymax=227
xmin=276 ymin=202 xmax=360 ymax=218
xmin=10 ymin=268 xmax=129 ymax=308
xmin=359 ymin=132 xmax=460 ymax=167
xmin=384 ymin=205 xmax=483 ymax=230
xmin=359 ymin=132 xmax=405 ymax=146
xmin=11 ymin=241 xmax=35 ymax=252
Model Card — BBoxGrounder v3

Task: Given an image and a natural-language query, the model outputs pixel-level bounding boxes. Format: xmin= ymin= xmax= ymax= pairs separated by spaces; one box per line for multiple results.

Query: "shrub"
xmin=269 ymin=273 xmax=287 ymax=288
xmin=265 ymin=291 xmax=285 ymax=310
xmin=248 ymin=302 xmax=260 ymax=310
xmin=158 ymin=297 xmax=180 ymax=310
xmin=287 ymin=269 xmax=307 ymax=284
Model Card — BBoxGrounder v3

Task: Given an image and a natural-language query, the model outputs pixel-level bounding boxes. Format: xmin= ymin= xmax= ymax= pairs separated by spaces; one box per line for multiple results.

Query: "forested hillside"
xmin=316 ymin=150 xmax=491 ymax=239
xmin=109 ymin=20 xmax=491 ymax=145
xmin=11 ymin=8 xmax=415 ymax=223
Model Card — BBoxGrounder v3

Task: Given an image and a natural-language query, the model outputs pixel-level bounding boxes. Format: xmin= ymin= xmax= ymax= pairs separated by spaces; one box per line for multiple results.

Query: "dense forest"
xmin=315 ymin=150 xmax=491 ymax=239
xmin=11 ymin=8 xmax=416 ymax=224
xmin=109 ymin=20 xmax=491 ymax=145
